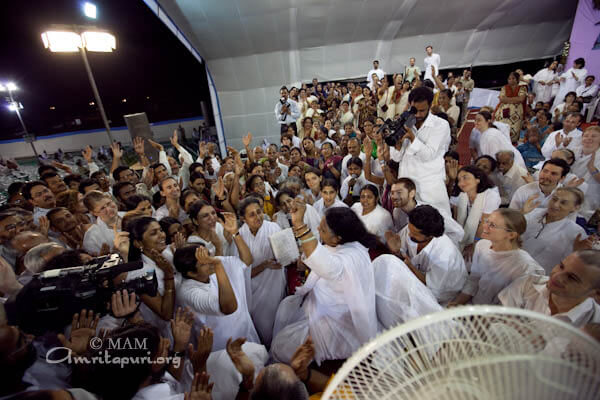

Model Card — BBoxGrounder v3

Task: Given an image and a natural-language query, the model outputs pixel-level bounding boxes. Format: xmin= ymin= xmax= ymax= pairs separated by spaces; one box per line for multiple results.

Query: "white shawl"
xmin=456 ymin=190 xmax=487 ymax=250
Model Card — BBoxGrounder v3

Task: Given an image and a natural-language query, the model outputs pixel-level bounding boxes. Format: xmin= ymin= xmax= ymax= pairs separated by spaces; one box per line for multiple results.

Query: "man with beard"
xmin=40 ymin=172 xmax=68 ymax=196
xmin=509 ymin=158 xmax=569 ymax=212
xmin=47 ymin=207 xmax=85 ymax=250
xmin=387 ymin=178 xmax=464 ymax=247
xmin=395 ymin=87 xmax=452 ymax=214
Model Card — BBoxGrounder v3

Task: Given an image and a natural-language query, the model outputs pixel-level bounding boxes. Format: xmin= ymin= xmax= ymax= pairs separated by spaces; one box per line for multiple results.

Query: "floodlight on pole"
xmin=6 ymin=82 xmax=17 ymax=91
xmin=83 ymin=2 xmax=97 ymax=19
xmin=41 ymin=26 xmax=117 ymax=143
xmin=1 ymin=81 xmax=40 ymax=161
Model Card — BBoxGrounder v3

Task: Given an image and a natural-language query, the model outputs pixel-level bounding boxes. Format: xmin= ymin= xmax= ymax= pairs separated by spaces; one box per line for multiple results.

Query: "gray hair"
xmin=251 ymin=364 xmax=309 ymax=400
xmin=495 ymin=150 xmax=514 ymax=160
xmin=24 ymin=242 xmax=64 ymax=273
xmin=281 ymin=176 xmax=305 ymax=189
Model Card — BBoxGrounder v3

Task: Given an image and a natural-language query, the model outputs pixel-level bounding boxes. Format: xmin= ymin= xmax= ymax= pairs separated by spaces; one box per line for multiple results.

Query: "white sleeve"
xmin=180 ymin=283 xmax=223 ymax=316
xmin=482 ymin=189 xmax=501 ymax=214
xmin=340 ymin=178 xmax=349 ymax=199
xmin=405 ymin=123 xmax=450 ymax=162
xmin=508 ymin=187 xmax=525 ymax=210
xmin=303 ymin=242 xmax=344 ymax=281
xmin=497 ymin=275 xmax=529 ymax=308
xmin=88 ymin=161 xmax=100 ymax=177
xmin=541 ymin=132 xmax=558 ymax=159
xmin=290 ymin=101 xmax=301 ymax=121
xmin=158 ymin=150 xmax=173 ymax=176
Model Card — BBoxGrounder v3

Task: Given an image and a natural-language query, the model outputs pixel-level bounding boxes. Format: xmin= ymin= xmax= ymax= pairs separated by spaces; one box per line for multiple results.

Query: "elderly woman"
xmin=271 ymin=204 xmax=378 ymax=364
xmin=494 ymin=71 xmax=527 ymax=144
xmin=448 ymin=209 xmax=544 ymax=306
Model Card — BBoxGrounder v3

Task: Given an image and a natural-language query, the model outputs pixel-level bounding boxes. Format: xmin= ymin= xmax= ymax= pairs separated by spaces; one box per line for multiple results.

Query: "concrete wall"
xmin=0 ymin=116 xmax=203 ymax=160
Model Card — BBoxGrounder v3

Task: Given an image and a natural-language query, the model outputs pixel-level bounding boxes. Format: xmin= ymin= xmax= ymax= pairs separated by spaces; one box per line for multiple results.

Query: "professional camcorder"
xmin=7 ymin=254 xmax=157 ymax=335
xmin=379 ymin=107 xmax=417 ymax=147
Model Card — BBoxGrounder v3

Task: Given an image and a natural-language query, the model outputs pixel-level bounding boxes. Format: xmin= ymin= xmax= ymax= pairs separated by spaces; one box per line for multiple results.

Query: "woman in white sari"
xmin=313 ymin=179 xmax=348 ymax=217
xmin=552 ymin=58 xmax=587 ymax=111
xmin=237 ymin=197 xmax=286 ymax=346
xmin=570 ymin=126 xmax=600 ymax=220
xmin=351 ymin=184 xmax=393 ymax=243
xmin=271 ymin=205 xmax=378 ymax=364
xmin=451 ymin=166 xmax=501 ymax=260
xmin=448 ymin=209 xmax=544 ymax=306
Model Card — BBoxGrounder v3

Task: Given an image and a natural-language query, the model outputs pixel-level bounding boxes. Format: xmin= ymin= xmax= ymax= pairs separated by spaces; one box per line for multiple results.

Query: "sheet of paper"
xmin=269 ymin=228 xmax=300 ymax=266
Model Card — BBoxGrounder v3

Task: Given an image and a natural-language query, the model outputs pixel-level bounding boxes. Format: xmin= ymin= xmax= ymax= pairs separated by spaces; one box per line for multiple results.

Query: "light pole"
xmin=0 ymin=82 xmax=40 ymax=162
xmin=41 ymin=28 xmax=116 ymax=144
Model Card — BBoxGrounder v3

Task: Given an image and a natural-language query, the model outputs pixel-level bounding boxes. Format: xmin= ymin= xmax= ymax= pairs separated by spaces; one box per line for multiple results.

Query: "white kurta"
xmin=398 ymin=229 xmax=467 ymax=304
xmin=351 ymin=203 xmax=393 ymax=243
xmin=552 ymin=67 xmax=587 ymax=111
xmin=372 ymin=254 xmax=442 ymax=330
xmin=396 ymin=112 xmax=452 ymax=214
xmin=424 ymin=53 xmax=441 ymax=82
xmin=479 ymin=127 xmax=526 ymax=169
xmin=462 ymin=239 xmax=544 ymax=305
xmin=154 ymin=204 xmax=188 ymax=223
xmin=541 ymin=129 xmax=582 ymax=159
xmin=340 ymin=173 xmax=369 ymax=199
xmin=187 ymin=223 xmax=232 ymax=256
xmin=82 ymin=218 xmax=116 ymax=255
xmin=522 ymin=208 xmax=587 ymax=275
xmin=532 ymin=68 xmax=557 ymax=103
xmin=312 ymin=198 xmax=348 ymax=217
xmin=271 ymin=242 xmax=377 ymax=363
xmin=239 ymin=220 xmax=286 ymax=345
xmin=570 ymin=147 xmax=600 ymax=219
xmin=341 ymin=152 xmax=367 ymax=182
xmin=509 ymin=182 xmax=556 ymax=211
xmin=176 ymin=256 xmax=260 ymax=351
xmin=392 ymin=202 xmax=465 ymax=247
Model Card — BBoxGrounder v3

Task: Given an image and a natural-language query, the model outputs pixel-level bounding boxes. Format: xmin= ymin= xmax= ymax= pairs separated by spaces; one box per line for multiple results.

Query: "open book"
xmin=269 ymin=228 xmax=300 ymax=266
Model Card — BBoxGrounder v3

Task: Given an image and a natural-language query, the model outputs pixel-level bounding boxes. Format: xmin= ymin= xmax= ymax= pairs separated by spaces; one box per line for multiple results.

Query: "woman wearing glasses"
xmin=448 ymin=208 xmax=544 ymax=306
xmin=521 ymin=187 xmax=590 ymax=275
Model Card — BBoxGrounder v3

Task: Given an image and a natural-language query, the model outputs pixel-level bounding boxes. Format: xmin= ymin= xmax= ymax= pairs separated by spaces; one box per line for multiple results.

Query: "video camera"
xmin=6 ymin=254 xmax=157 ymax=335
xmin=378 ymin=107 xmax=417 ymax=147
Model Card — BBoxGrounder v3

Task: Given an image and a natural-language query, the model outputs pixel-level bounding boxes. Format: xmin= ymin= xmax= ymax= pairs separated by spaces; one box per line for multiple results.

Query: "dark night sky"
xmin=0 ymin=0 xmax=210 ymax=139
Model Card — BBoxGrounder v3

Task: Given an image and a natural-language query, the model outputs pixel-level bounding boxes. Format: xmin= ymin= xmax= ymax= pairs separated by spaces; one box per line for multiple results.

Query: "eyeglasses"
xmin=534 ymin=216 xmax=547 ymax=239
xmin=482 ymin=219 xmax=513 ymax=232
xmin=3 ymin=220 xmax=26 ymax=231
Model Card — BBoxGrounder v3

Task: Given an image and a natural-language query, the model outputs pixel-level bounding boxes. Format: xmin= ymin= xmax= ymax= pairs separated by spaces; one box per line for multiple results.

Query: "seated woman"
xmin=396 ymin=205 xmax=467 ymax=305
xmin=313 ymin=179 xmax=348 ymax=217
xmin=271 ymin=205 xmax=378 ymax=364
xmin=273 ymin=188 xmax=320 ymax=240
xmin=340 ymin=157 xmax=368 ymax=205
xmin=237 ymin=197 xmax=286 ymax=346
xmin=82 ymin=191 xmax=122 ymax=255
xmin=451 ymin=166 xmax=501 ymax=260
xmin=521 ymin=187 xmax=588 ymax=275
xmin=449 ymin=209 xmax=544 ymax=306
xmin=303 ymin=169 xmax=322 ymax=205
xmin=351 ymin=184 xmax=393 ymax=244
xmin=245 ymin=174 xmax=275 ymax=219
xmin=476 ymin=110 xmax=526 ymax=169
xmin=319 ymin=142 xmax=342 ymax=181
xmin=123 ymin=194 xmax=154 ymax=217
xmin=174 ymin=244 xmax=260 ymax=351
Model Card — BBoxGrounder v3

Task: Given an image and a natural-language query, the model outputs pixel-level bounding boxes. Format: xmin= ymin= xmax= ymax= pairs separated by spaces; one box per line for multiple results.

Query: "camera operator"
xmin=396 ymin=86 xmax=452 ymax=215
xmin=274 ymin=86 xmax=301 ymax=125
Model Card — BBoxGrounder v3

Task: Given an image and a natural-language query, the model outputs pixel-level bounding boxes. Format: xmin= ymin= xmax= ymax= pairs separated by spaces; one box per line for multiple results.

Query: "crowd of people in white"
xmin=0 ymin=47 xmax=599 ymax=400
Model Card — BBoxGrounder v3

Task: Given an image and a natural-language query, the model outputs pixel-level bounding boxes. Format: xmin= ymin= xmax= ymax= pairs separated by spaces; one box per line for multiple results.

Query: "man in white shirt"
xmin=423 ymin=45 xmax=441 ymax=83
xmin=541 ymin=113 xmax=583 ymax=159
xmin=366 ymin=60 xmax=385 ymax=86
xmin=495 ymin=150 xmax=528 ymax=206
xmin=576 ymin=75 xmax=599 ymax=118
xmin=396 ymin=87 xmax=452 ymax=215
xmin=341 ymin=138 xmax=366 ymax=182
xmin=387 ymin=178 xmax=464 ymax=247
xmin=499 ymin=250 xmax=600 ymax=329
xmin=274 ymin=86 xmax=301 ymax=125
xmin=533 ymin=60 xmax=558 ymax=103
xmin=405 ymin=57 xmax=421 ymax=83
xmin=509 ymin=158 xmax=569 ymax=211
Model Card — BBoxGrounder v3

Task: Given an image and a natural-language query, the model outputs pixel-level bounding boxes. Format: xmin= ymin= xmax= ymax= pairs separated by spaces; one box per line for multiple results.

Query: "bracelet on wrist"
xmin=295 ymin=229 xmax=311 ymax=239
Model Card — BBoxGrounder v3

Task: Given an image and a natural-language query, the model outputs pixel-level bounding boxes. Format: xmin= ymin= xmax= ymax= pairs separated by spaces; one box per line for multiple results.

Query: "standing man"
xmin=532 ymin=60 xmax=558 ymax=104
xmin=576 ymin=75 xmax=599 ymax=119
xmin=457 ymin=69 xmax=474 ymax=123
xmin=396 ymin=87 xmax=452 ymax=215
xmin=274 ymin=86 xmax=301 ymax=125
xmin=367 ymin=60 xmax=385 ymax=87
xmin=405 ymin=57 xmax=421 ymax=83
xmin=423 ymin=45 xmax=441 ymax=83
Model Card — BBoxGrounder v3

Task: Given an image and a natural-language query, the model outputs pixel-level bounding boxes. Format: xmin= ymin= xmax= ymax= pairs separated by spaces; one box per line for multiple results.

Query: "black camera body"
xmin=7 ymin=254 xmax=157 ymax=335
xmin=379 ymin=107 xmax=418 ymax=147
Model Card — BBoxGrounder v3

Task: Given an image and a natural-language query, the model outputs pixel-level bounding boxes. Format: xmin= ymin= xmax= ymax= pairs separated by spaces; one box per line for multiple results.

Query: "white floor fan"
xmin=322 ymin=306 xmax=600 ymax=400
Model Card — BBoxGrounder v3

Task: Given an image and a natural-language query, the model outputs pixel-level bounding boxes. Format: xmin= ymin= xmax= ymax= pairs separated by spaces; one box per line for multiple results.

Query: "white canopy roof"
xmin=151 ymin=0 xmax=576 ymax=148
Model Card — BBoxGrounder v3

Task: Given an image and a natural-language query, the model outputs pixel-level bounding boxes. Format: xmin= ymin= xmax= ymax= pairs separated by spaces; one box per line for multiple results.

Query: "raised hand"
xmin=111 ymin=289 xmax=138 ymax=318
xmin=38 ymin=215 xmax=50 ymax=237
xmin=148 ymin=139 xmax=164 ymax=152
xmin=588 ymin=151 xmax=597 ymax=173
xmin=221 ymin=213 xmax=239 ymax=235
xmin=522 ymin=193 xmax=540 ymax=214
xmin=565 ymin=177 xmax=585 ymax=187
xmin=82 ymin=145 xmax=93 ymax=163
xmin=57 ymin=309 xmax=100 ymax=355
xmin=290 ymin=197 xmax=307 ymax=226
xmin=555 ymin=133 xmax=563 ymax=148
xmin=242 ymin=132 xmax=252 ymax=148
xmin=212 ymin=177 xmax=226 ymax=199
xmin=170 ymin=130 xmax=179 ymax=148
xmin=142 ymin=168 xmax=154 ymax=188
xmin=573 ymin=233 xmax=595 ymax=251
xmin=447 ymin=159 xmax=459 ymax=181
xmin=113 ymin=227 xmax=130 ymax=258
xmin=363 ymin=138 xmax=373 ymax=156
xmin=226 ymin=337 xmax=255 ymax=378
xmin=195 ymin=246 xmax=217 ymax=265
xmin=185 ymin=372 xmax=214 ymax=400
xmin=171 ymin=232 xmax=187 ymax=250
xmin=521 ymin=173 xmax=534 ymax=184
xmin=146 ymin=249 xmax=174 ymax=275
xmin=98 ymin=242 xmax=111 ymax=256
xmin=133 ymin=136 xmax=146 ymax=155
xmin=189 ymin=327 xmax=213 ymax=374
xmin=171 ymin=307 xmax=195 ymax=352
xmin=151 ymin=337 xmax=170 ymax=375
xmin=198 ymin=142 xmax=208 ymax=158
xmin=111 ymin=142 xmax=123 ymax=159
xmin=290 ymin=336 xmax=315 ymax=381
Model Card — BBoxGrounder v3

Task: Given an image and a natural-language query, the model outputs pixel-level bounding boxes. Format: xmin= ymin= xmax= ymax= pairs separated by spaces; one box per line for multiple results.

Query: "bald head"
xmin=495 ymin=151 xmax=514 ymax=174
xmin=10 ymin=231 xmax=49 ymax=256
xmin=252 ymin=364 xmax=308 ymax=400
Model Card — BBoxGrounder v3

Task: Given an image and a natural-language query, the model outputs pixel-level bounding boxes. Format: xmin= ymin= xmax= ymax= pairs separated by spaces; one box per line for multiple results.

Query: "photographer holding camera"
xmin=395 ymin=86 xmax=452 ymax=215
xmin=274 ymin=86 xmax=301 ymax=125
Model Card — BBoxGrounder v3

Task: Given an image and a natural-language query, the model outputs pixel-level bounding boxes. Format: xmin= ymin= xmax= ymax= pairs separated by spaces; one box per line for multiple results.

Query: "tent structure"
xmin=144 ymin=0 xmax=577 ymax=151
